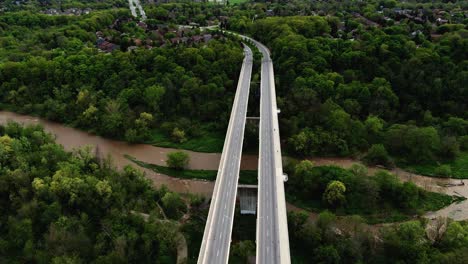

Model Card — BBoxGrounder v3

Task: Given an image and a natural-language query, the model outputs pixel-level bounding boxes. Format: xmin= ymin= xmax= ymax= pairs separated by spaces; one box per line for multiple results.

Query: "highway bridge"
xmin=251 ymin=38 xmax=291 ymax=264
xmin=198 ymin=36 xmax=290 ymax=264
xmin=197 ymin=45 xmax=253 ymax=264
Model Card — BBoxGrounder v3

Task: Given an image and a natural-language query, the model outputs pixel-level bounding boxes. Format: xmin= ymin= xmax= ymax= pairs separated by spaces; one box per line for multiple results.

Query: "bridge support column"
xmin=237 ymin=185 xmax=257 ymax=215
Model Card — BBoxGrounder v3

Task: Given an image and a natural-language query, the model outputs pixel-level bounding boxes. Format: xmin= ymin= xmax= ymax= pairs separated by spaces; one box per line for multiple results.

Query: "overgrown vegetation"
xmin=228 ymin=1 xmax=467 ymax=172
xmin=403 ymin=152 xmax=468 ymax=178
xmin=285 ymin=161 xmax=458 ymax=223
xmin=289 ymin=210 xmax=468 ymax=264
xmin=166 ymin=151 xmax=189 ymax=170
xmin=0 ymin=122 xmax=187 ymax=262
xmin=0 ymin=1 xmax=467 ymax=262
xmin=0 ymin=9 xmax=244 ymax=148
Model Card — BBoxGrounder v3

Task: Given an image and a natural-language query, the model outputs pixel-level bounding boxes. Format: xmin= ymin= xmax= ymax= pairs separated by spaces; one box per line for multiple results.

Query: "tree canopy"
xmin=0 ymin=122 xmax=184 ymax=263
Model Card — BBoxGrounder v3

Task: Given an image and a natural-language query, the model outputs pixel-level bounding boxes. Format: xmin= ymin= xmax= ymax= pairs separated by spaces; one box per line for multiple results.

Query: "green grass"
xmin=419 ymin=191 xmax=465 ymax=211
xmin=228 ymin=0 xmax=249 ymax=5
xmin=146 ymin=128 xmax=224 ymax=153
xmin=402 ymin=152 xmax=468 ymax=179
xmin=126 ymin=155 xmax=257 ymax=184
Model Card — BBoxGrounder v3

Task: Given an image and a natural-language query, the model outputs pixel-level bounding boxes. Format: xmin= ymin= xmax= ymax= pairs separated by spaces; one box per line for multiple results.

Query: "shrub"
xmin=161 ymin=192 xmax=187 ymax=219
xmin=459 ymin=135 xmax=468 ymax=151
xmin=166 ymin=151 xmax=189 ymax=170
xmin=124 ymin=128 xmax=138 ymax=143
xmin=365 ymin=144 xmax=392 ymax=167
xmin=434 ymin=165 xmax=452 ymax=178
xmin=323 ymin=180 xmax=346 ymax=207
xmin=160 ymin=122 xmax=175 ymax=136
xmin=439 ymin=136 xmax=460 ymax=160
xmin=171 ymin=128 xmax=187 ymax=143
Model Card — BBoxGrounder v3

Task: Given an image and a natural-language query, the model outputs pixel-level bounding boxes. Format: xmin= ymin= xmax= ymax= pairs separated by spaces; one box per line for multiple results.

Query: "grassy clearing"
xmin=402 ymin=152 xmax=468 ymax=179
xmin=146 ymin=128 xmax=224 ymax=153
xmin=126 ymin=155 xmax=257 ymax=184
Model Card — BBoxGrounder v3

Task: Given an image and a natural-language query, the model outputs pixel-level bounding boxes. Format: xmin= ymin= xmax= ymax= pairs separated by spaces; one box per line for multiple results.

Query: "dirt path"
xmin=175 ymin=233 xmax=188 ymax=264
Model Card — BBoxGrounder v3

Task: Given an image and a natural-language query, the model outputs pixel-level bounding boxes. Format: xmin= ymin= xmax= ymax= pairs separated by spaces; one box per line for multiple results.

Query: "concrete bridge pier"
xmin=238 ymin=185 xmax=258 ymax=215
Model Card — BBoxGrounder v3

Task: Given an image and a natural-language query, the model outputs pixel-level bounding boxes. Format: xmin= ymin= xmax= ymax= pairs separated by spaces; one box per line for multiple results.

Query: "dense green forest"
xmin=0 ymin=0 xmax=467 ymax=263
xmin=1 ymin=1 xmax=466 ymax=169
xmin=1 ymin=0 xmax=128 ymax=11
xmin=285 ymin=160 xmax=456 ymax=223
xmin=227 ymin=1 xmax=468 ymax=170
xmin=0 ymin=9 xmax=244 ymax=146
xmin=288 ymin=211 xmax=468 ymax=264
xmin=0 ymin=122 xmax=191 ymax=263
xmin=3 ymin=125 xmax=457 ymax=264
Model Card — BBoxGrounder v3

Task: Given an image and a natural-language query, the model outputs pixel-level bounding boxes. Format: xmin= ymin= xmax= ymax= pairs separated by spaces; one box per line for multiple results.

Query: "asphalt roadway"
xmin=252 ymin=38 xmax=291 ymax=264
xmin=197 ymin=45 xmax=253 ymax=264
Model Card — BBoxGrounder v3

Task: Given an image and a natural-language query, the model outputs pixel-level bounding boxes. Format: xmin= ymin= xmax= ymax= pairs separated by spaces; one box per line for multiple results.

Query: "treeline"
xmin=285 ymin=160 xmax=453 ymax=223
xmin=145 ymin=3 xmax=236 ymax=26
xmin=289 ymin=210 xmax=468 ymax=263
xmin=0 ymin=122 xmax=189 ymax=262
xmin=0 ymin=10 xmax=125 ymax=62
xmin=0 ymin=9 xmax=122 ymax=30
xmin=0 ymin=10 xmax=244 ymax=143
xmin=227 ymin=0 xmax=467 ymax=30
xmin=231 ymin=14 xmax=467 ymax=165
xmin=1 ymin=0 xmax=128 ymax=11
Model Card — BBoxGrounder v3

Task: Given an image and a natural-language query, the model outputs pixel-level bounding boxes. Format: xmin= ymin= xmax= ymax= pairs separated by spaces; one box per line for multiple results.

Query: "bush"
xmin=160 ymin=122 xmax=175 ymax=136
xmin=364 ymin=144 xmax=392 ymax=167
xmin=166 ymin=151 xmax=189 ymax=170
xmin=439 ymin=136 xmax=460 ymax=160
xmin=385 ymin=125 xmax=440 ymax=164
xmin=124 ymin=128 xmax=138 ymax=143
xmin=161 ymin=192 xmax=187 ymax=219
xmin=434 ymin=165 xmax=452 ymax=178
xmin=323 ymin=180 xmax=346 ymax=207
xmin=171 ymin=128 xmax=187 ymax=143
xmin=459 ymin=135 xmax=468 ymax=151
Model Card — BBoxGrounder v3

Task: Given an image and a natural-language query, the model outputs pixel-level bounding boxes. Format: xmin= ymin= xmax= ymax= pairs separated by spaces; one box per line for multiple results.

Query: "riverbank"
xmin=125 ymin=155 xmax=258 ymax=185
xmin=0 ymin=110 xmax=257 ymax=195
xmin=304 ymin=157 xmax=468 ymax=221
xmin=1 ymin=110 xmax=467 ymax=221
xmin=400 ymin=152 xmax=468 ymax=179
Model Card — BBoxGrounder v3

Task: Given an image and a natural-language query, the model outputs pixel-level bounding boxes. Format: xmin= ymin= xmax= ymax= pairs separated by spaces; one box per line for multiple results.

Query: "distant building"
xmin=96 ymin=38 xmax=119 ymax=52
xmin=192 ymin=35 xmax=203 ymax=43
xmin=203 ymin=34 xmax=212 ymax=43
xmin=137 ymin=21 xmax=148 ymax=30
xmin=436 ymin=17 xmax=449 ymax=25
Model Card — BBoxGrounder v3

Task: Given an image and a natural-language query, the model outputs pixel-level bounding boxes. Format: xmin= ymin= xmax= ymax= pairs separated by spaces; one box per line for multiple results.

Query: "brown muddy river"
xmin=1 ymin=111 xmax=466 ymax=220
xmin=0 ymin=111 xmax=257 ymax=196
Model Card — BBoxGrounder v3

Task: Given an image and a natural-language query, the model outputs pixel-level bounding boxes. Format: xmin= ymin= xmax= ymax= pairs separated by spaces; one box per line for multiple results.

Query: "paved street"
xmin=252 ymin=38 xmax=291 ymax=264
xmin=197 ymin=45 xmax=253 ymax=264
